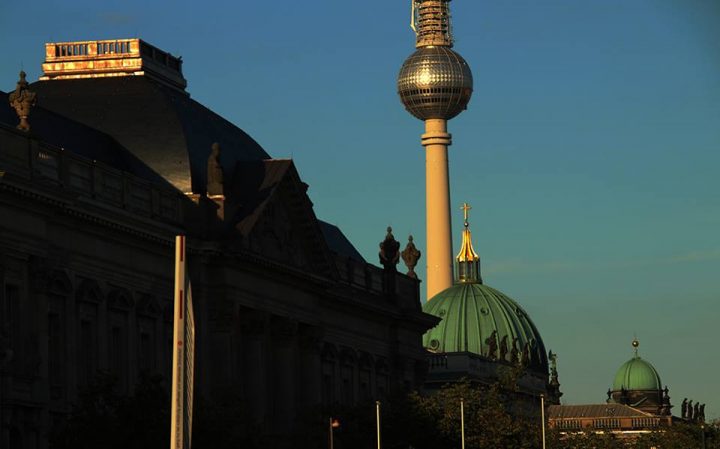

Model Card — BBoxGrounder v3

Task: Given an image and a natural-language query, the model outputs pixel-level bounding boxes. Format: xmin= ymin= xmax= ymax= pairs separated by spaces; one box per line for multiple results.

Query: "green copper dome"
xmin=422 ymin=282 xmax=548 ymax=373
xmin=612 ymin=356 xmax=662 ymax=391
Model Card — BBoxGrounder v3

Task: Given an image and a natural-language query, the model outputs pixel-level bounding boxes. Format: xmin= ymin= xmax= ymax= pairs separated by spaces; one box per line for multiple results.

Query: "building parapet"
xmin=334 ymin=253 xmax=421 ymax=307
xmin=0 ymin=124 xmax=183 ymax=224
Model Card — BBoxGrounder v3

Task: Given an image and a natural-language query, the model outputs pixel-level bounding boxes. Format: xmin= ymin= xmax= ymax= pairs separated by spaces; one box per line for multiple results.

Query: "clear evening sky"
xmin=2 ymin=0 xmax=718 ymax=418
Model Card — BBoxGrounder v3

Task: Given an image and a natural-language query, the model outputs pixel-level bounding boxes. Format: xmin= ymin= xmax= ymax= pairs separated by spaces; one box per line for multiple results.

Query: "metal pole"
xmin=329 ymin=417 xmax=334 ymax=449
xmin=701 ymin=424 xmax=706 ymax=449
xmin=541 ymin=394 xmax=546 ymax=449
xmin=376 ymin=401 xmax=382 ymax=449
xmin=460 ymin=398 xmax=465 ymax=449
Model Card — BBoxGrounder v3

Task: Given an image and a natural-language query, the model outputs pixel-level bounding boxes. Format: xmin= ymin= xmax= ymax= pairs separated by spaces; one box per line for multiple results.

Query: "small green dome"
xmin=612 ymin=356 xmax=662 ymax=391
xmin=422 ymin=283 xmax=547 ymax=373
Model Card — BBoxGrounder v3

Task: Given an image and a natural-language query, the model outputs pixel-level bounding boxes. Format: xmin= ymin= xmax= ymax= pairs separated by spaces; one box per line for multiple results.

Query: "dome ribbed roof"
xmin=422 ymin=283 xmax=548 ymax=374
xmin=612 ymin=356 xmax=662 ymax=391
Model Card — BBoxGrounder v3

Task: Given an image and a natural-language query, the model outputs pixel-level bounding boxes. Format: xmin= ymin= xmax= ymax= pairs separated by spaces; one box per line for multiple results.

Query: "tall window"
xmin=78 ymin=319 xmax=96 ymax=386
xmin=110 ymin=325 xmax=127 ymax=390
xmin=48 ymin=310 xmax=65 ymax=398
xmin=139 ymin=330 xmax=155 ymax=374
xmin=3 ymin=284 xmax=19 ymax=355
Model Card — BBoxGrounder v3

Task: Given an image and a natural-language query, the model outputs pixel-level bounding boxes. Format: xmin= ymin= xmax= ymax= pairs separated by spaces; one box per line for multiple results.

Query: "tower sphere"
xmin=398 ymin=46 xmax=473 ymax=121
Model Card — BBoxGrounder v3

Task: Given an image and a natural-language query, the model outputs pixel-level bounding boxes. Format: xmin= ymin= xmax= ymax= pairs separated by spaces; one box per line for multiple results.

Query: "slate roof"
xmin=319 ymin=221 xmax=366 ymax=262
xmin=30 ymin=76 xmax=268 ymax=193
xmin=228 ymin=158 xmax=365 ymax=263
xmin=229 ymin=159 xmax=293 ymax=236
xmin=548 ymin=404 xmax=654 ymax=419
xmin=0 ymin=89 xmax=168 ymax=185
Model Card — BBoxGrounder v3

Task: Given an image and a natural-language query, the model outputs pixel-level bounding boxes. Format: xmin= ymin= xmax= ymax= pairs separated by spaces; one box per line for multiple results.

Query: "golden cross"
xmin=460 ymin=202 xmax=472 ymax=221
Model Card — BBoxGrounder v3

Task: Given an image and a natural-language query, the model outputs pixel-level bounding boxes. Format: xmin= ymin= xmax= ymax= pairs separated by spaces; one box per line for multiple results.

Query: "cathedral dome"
xmin=422 ymin=280 xmax=548 ymax=374
xmin=612 ymin=356 xmax=662 ymax=391
xmin=421 ymin=205 xmax=548 ymax=375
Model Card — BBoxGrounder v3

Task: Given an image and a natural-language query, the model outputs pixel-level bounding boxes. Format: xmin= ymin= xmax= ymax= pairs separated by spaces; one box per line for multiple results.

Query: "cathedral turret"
xmin=607 ymin=339 xmax=671 ymax=416
xmin=398 ymin=0 xmax=473 ymax=299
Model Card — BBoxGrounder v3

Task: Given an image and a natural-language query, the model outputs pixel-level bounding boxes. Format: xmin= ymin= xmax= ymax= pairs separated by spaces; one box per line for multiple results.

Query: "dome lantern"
xmin=455 ymin=202 xmax=482 ymax=284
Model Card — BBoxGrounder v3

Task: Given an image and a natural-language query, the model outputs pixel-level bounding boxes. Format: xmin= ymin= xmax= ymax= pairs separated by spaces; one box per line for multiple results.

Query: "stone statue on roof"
xmin=485 ymin=330 xmax=498 ymax=360
xmin=8 ymin=71 xmax=37 ymax=132
xmin=207 ymin=142 xmax=224 ymax=196
xmin=510 ymin=337 xmax=520 ymax=364
xmin=681 ymin=398 xmax=688 ymax=419
xmin=499 ymin=335 xmax=508 ymax=361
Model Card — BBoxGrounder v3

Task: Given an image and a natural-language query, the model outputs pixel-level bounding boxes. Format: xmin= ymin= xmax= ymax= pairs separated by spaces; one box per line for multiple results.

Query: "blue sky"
xmin=2 ymin=0 xmax=719 ymax=418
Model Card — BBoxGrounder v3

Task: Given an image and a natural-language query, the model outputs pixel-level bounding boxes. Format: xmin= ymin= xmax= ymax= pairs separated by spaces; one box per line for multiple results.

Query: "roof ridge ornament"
xmin=401 ymin=235 xmax=421 ymax=279
xmin=632 ymin=336 xmax=640 ymax=358
xmin=8 ymin=71 xmax=37 ymax=132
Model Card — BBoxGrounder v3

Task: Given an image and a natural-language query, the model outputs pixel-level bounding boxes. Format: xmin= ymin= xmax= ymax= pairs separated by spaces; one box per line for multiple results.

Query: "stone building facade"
xmin=0 ymin=39 xmax=437 ymax=449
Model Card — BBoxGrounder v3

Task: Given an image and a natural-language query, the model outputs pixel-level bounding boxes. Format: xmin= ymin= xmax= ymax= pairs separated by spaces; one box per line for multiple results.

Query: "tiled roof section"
xmin=548 ymin=404 xmax=653 ymax=419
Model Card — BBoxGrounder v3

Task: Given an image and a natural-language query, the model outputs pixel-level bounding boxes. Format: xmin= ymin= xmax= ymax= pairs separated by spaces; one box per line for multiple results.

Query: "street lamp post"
xmin=460 ymin=398 xmax=465 ymax=449
xmin=541 ymin=394 xmax=546 ymax=449
xmin=701 ymin=423 xmax=706 ymax=449
xmin=328 ymin=417 xmax=340 ymax=449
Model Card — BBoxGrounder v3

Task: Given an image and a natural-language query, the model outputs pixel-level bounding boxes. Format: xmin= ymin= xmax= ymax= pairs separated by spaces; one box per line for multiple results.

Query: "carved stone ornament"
xmin=8 ymin=71 xmax=37 ymax=132
xmin=207 ymin=142 xmax=224 ymax=196
xmin=401 ymin=235 xmax=421 ymax=279
xmin=379 ymin=226 xmax=400 ymax=271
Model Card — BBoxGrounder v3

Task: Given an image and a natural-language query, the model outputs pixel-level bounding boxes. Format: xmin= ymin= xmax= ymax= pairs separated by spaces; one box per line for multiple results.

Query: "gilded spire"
xmin=455 ymin=203 xmax=482 ymax=283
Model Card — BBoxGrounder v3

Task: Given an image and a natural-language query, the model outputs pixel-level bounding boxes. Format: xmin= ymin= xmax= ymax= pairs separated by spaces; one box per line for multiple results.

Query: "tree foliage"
xmin=50 ymin=372 xmax=169 ymax=449
xmin=50 ymin=372 xmax=720 ymax=449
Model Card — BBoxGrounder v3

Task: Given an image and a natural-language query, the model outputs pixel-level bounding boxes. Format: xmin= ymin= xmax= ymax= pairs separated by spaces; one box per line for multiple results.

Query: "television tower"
xmin=398 ymin=0 xmax=473 ymax=300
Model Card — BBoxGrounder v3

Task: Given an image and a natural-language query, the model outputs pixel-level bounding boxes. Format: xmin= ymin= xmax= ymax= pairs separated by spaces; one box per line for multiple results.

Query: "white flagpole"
xmin=170 ymin=235 xmax=194 ymax=449
xmin=375 ymin=401 xmax=382 ymax=449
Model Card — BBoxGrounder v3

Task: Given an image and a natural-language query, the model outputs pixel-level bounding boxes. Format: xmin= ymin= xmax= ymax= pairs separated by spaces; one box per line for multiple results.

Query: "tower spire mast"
xmin=398 ymin=0 xmax=473 ymax=300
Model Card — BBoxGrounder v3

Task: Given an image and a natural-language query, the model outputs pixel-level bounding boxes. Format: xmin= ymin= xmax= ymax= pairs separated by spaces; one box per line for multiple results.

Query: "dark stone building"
xmin=0 ymin=38 xmax=436 ymax=449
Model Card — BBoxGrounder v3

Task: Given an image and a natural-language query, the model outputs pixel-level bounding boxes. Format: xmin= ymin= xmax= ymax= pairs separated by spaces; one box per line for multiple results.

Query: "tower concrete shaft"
xmin=399 ymin=0 xmax=472 ymax=300
xmin=423 ymin=118 xmax=453 ymax=299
